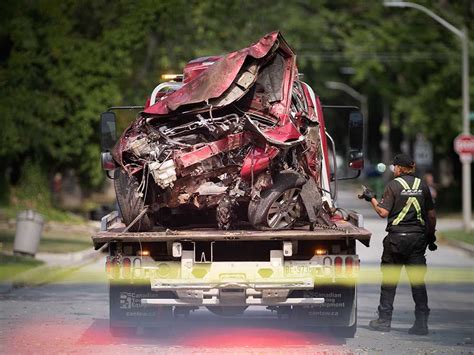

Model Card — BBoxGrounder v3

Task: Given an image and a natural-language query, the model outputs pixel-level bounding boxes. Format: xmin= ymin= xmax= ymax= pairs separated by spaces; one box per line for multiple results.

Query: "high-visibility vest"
xmin=392 ymin=177 xmax=425 ymax=226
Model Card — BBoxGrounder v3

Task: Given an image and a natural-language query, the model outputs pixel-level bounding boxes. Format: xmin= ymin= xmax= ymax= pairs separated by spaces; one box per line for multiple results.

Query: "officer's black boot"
xmin=369 ymin=313 xmax=391 ymax=332
xmin=408 ymin=312 xmax=429 ymax=335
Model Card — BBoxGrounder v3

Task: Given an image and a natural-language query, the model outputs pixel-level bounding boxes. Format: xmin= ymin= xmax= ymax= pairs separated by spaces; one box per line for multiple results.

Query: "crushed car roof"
xmin=143 ymin=31 xmax=294 ymax=115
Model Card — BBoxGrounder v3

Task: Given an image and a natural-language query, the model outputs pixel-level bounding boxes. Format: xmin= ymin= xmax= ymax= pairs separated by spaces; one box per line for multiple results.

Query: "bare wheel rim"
xmin=266 ymin=188 xmax=301 ymax=229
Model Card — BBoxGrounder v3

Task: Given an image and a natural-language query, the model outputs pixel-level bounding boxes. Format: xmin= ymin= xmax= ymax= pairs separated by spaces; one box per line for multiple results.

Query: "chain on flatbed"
xmin=312 ymin=222 xmax=351 ymax=234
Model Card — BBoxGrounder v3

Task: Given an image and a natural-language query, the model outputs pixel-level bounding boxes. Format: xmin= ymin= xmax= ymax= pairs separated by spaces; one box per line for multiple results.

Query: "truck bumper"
xmin=134 ymin=251 xmax=358 ymax=309
xmin=141 ymin=297 xmax=324 ymax=306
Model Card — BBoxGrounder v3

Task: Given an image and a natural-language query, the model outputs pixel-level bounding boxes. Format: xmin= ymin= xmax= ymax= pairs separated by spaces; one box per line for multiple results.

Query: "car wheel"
xmin=248 ymin=171 xmax=306 ymax=230
xmin=114 ymin=169 xmax=155 ymax=232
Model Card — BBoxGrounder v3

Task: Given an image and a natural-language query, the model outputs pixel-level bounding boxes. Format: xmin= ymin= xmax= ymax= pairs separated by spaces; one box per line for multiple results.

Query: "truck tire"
xmin=114 ymin=169 xmax=155 ymax=232
xmin=248 ymin=171 xmax=306 ymax=230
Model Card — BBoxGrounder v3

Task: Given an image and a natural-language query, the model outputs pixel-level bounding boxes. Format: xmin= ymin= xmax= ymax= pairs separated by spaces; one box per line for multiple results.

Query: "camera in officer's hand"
xmin=358 ymin=185 xmax=376 ymax=202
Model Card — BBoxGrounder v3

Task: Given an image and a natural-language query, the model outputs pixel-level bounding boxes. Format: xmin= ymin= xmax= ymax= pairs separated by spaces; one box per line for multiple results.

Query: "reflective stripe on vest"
xmin=392 ymin=177 xmax=425 ymax=226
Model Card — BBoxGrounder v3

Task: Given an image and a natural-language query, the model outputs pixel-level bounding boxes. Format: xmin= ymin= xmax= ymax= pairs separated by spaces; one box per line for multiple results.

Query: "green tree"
xmin=0 ymin=0 xmax=471 ymax=207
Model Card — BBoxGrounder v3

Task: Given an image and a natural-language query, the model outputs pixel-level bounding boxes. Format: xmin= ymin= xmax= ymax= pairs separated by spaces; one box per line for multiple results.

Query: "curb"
xmin=35 ymin=248 xmax=100 ymax=265
xmin=439 ymin=238 xmax=474 ymax=257
xmin=0 ymin=247 xmax=104 ymax=294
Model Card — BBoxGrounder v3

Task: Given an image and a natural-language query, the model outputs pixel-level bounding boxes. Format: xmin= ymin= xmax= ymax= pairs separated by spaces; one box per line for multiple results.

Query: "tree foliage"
xmin=0 ymin=0 xmax=472 ymax=195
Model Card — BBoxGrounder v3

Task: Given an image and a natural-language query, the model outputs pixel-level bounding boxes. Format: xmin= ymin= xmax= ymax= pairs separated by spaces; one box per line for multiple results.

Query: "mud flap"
xmin=292 ymin=284 xmax=356 ymax=327
xmin=109 ymin=281 xmax=173 ymax=328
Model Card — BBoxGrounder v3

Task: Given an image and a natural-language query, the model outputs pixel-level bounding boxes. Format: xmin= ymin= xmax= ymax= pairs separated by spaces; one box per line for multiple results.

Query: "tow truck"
xmin=92 ymin=32 xmax=371 ymax=337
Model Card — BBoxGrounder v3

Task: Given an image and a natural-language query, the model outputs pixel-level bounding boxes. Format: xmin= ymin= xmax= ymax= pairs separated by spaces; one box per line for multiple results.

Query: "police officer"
xmin=359 ymin=153 xmax=437 ymax=335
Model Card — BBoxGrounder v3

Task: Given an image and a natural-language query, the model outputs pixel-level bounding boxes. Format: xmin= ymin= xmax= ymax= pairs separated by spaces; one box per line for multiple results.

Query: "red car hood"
xmin=143 ymin=31 xmax=294 ymax=115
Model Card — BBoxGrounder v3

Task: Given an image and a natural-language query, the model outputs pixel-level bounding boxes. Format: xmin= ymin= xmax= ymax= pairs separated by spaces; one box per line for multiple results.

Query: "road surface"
xmin=0 ymin=184 xmax=473 ymax=354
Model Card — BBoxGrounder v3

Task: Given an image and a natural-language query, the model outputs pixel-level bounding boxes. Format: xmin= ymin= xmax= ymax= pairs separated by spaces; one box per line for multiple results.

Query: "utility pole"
xmin=384 ymin=1 xmax=471 ymax=231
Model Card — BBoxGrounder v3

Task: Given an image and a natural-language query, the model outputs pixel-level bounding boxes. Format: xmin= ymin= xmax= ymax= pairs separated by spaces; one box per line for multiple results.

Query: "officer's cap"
xmin=392 ymin=153 xmax=415 ymax=168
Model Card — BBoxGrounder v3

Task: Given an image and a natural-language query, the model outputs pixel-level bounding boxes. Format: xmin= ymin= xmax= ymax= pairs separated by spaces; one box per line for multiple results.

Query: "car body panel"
xmin=143 ymin=31 xmax=293 ymax=116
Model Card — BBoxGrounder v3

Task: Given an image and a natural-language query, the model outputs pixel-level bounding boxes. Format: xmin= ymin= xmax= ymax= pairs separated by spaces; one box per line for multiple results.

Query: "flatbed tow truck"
xmin=92 ymin=32 xmax=371 ymax=337
xmin=92 ymin=212 xmax=370 ymax=337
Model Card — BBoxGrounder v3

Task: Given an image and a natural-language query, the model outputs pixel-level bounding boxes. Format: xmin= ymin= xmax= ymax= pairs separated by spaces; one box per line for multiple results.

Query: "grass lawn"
xmin=1 ymin=205 xmax=85 ymax=224
xmin=0 ymin=227 xmax=92 ymax=254
xmin=438 ymin=229 xmax=474 ymax=245
xmin=0 ymin=254 xmax=44 ymax=281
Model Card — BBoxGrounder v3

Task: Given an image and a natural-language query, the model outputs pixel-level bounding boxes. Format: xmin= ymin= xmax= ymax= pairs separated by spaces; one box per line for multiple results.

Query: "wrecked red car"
xmin=100 ymin=31 xmax=364 ymax=231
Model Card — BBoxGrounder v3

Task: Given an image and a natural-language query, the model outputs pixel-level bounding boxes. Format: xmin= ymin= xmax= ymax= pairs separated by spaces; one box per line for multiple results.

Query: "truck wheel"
xmin=248 ymin=171 xmax=306 ymax=230
xmin=114 ymin=169 xmax=155 ymax=232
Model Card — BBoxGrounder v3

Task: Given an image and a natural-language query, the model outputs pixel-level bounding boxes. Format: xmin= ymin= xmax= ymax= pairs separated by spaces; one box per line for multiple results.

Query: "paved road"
xmin=0 ymin=184 xmax=473 ymax=354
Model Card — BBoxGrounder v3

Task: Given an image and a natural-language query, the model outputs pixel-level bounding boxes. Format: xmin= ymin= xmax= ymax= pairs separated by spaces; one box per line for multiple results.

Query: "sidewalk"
xmin=0 ymin=218 xmax=103 ymax=293
xmin=35 ymin=248 xmax=101 ymax=266
xmin=0 ymin=247 xmax=103 ymax=294
xmin=436 ymin=218 xmax=474 ymax=256
xmin=437 ymin=218 xmax=474 ymax=231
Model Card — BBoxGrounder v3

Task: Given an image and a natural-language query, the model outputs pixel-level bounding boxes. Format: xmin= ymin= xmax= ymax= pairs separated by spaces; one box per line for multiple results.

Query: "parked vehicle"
xmin=94 ymin=31 xmax=371 ymax=337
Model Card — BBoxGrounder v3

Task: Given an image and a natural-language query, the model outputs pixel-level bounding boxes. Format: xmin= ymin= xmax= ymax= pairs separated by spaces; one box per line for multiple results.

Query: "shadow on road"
xmin=79 ymin=318 xmax=347 ymax=348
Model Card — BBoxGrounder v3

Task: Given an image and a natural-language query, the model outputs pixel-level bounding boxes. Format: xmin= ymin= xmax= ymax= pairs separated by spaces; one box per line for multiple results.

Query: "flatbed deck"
xmin=92 ymin=218 xmax=371 ymax=249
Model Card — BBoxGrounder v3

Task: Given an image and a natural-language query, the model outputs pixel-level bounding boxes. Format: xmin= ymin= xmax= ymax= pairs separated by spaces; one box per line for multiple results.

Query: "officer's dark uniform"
xmin=376 ymin=173 xmax=434 ymax=323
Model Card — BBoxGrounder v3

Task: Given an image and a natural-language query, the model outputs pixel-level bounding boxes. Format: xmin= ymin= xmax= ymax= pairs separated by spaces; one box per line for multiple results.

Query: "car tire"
xmin=248 ymin=171 xmax=306 ymax=230
xmin=114 ymin=169 xmax=155 ymax=232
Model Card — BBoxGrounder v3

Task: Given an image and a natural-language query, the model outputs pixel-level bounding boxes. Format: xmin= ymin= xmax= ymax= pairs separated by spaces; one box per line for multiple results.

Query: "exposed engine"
xmin=122 ymin=110 xmax=288 ymax=203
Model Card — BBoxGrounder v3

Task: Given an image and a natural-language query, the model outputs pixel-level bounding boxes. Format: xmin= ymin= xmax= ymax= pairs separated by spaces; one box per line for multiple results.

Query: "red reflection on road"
xmin=6 ymin=318 xmax=84 ymax=353
xmin=5 ymin=318 xmax=341 ymax=352
xmin=182 ymin=326 xmax=328 ymax=347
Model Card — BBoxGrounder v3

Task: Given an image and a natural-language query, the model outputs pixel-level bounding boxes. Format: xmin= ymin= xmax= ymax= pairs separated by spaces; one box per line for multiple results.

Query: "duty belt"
xmin=389 ymin=232 xmax=424 ymax=237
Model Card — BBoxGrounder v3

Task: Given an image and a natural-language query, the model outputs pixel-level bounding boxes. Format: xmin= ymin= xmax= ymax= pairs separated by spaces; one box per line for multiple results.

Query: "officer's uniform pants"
xmin=378 ymin=233 xmax=430 ymax=319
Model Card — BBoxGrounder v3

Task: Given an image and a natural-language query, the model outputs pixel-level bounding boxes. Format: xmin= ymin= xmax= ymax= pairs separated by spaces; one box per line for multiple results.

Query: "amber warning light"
xmin=315 ymin=249 xmax=327 ymax=255
xmin=161 ymin=74 xmax=184 ymax=81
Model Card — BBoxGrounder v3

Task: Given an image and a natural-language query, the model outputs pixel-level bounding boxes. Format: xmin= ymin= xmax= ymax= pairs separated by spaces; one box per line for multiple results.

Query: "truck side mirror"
xmin=348 ymin=111 xmax=364 ymax=170
xmin=100 ymin=112 xmax=117 ymax=151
